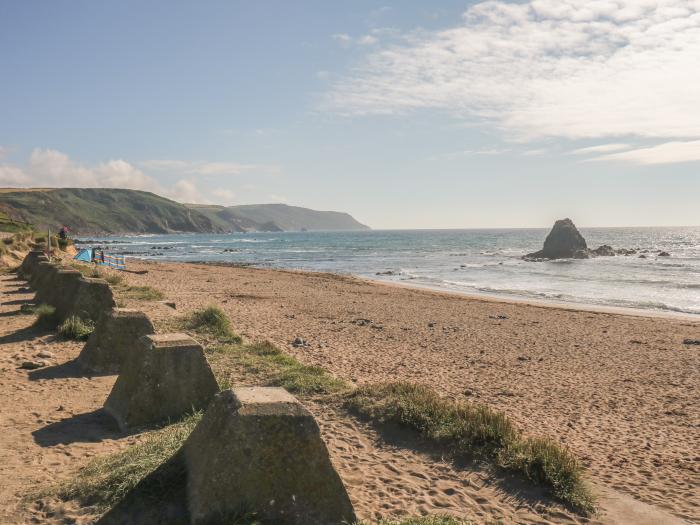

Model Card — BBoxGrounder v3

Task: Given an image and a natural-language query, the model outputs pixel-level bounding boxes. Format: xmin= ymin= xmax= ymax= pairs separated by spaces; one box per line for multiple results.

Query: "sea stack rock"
xmin=78 ymin=309 xmax=155 ymax=374
xmin=525 ymin=218 xmax=589 ymax=260
xmin=104 ymin=333 xmax=218 ymax=432
xmin=184 ymin=387 xmax=357 ymax=525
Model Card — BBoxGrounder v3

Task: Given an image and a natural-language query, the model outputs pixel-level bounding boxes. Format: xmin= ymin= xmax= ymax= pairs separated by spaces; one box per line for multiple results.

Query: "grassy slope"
xmin=188 ymin=203 xmax=370 ymax=232
xmin=0 ymin=188 xmax=218 ymax=234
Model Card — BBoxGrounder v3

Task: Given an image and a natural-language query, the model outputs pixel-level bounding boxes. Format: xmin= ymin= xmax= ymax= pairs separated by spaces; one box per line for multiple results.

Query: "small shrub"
xmin=33 ymin=304 xmax=58 ymax=329
xmin=2 ymin=237 xmax=12 ymax=245
xmin=182 ymin=305 xmax=241 ymax=343
xmin=58 ymin=315 xmax=95 ymax=341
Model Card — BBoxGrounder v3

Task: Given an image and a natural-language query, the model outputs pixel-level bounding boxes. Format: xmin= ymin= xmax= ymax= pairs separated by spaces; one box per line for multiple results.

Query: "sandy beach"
xmin=126 ymin=260 xmax=699 ymax=522
xmin=1 ymin=259 xmax=698 ymax=524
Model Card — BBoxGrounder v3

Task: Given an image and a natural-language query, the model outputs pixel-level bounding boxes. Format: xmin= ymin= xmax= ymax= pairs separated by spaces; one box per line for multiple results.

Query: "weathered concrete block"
xmin=78 ymin=308 xmax=155 ymax=373
xmin=184 ymin=387 xmax=356 ymax=525
xmin=19 ymin=250 xmax=47 ymax=278
xmin=68 ymin=277 xmax=116 ymax=322
xmin=31 ymin=262 xmax=61 ymax=304
xmin=104 ymin=333 xmax=218 ymax=432
xmin=46 ymin=269 xmax=84 ymax=319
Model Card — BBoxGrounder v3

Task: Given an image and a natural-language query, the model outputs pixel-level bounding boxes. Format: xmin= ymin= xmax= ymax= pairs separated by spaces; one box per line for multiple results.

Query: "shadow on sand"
xmin=2 ymin=297 xmax=34 ymax=306
xmin=0 ymin=324 xmax=49 ymax=344
xmin=32 ymin=408 xmax=125 ymax=447
xmin=27 ymin=358 xmax=113 ymax=381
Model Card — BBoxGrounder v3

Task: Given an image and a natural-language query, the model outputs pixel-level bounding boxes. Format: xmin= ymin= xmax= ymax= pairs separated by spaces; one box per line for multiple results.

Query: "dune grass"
xmin=181 ymin=305 xmax=242 ymax=343
xmin=211 ymin=340 xmax=349 ymax=396
xmin=57 ymin=315 xmax=95 ymax=341
xmin=52 ymin=413 xmax=201 ymax=511
xmin=118 ymin=285 xmax=165 ymax=301
xmin=345 ymin=383 xmax=594 ymax=515
xmin=33 ymin=303 xmax=58 ymax=329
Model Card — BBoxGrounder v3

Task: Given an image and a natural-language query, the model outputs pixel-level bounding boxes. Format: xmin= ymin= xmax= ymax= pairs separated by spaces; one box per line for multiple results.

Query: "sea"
xmin=79 ymin=227 xmax=700 ymax=316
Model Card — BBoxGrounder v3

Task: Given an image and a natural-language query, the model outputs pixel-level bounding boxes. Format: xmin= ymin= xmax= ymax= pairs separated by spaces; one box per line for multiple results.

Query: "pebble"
xmin=291 ymin=337 xmax=308 ymax=348
xmin=682 ymin=339 xmax=700 ymax=345
xmin=19 ymin=361 xmax=47 ymax=370
xmin=36 ymin=351 xmax=53 ymax=359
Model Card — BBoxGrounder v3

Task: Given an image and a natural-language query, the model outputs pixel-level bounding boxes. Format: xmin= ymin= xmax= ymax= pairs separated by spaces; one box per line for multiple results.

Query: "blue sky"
xmin=1 ymin=0 xmax=699 ymax=228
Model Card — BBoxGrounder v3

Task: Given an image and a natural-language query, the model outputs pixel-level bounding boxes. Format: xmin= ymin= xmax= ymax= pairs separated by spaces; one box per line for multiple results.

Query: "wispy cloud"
xmin=589 ymin=140 xmax=700 ymax=165
xmin=571 ymin=143 xmax=633 ymax=155
xmin=141 ymin=159 xmax=280 ymax=176
xmin=326 ymin=0 xmax=700 ymax=142
xmin=332 ymin=33 xmax=352 ymax=46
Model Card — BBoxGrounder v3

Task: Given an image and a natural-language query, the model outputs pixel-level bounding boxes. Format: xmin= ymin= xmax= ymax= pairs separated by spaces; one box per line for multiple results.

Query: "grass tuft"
xmin=118 ymin=285 xmax=165 ymax=301
xmin=345 ymin=383 xmax=594 ymax=515
xmin=181 ymin=305 xmax=241 ymax=343
xmin=211 ymin=341 xmax=348 ymax=396
xmin=33 ymin=303 xmax=58 ymax=329
xmin=19 ymin=303 xmax=37 ymax=315
xmin=52 ymin=413 xmax=201 ymax=511
xmin=57 ymin=315 xmax=95 ymax=341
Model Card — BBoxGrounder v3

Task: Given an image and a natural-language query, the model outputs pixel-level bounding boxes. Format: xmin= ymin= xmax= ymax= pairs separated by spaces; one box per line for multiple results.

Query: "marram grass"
xmin=345 ymin=382 xmax=594 ymax=515
xmin=211 ymin=340 xmax=348 ymax=396
xmin=181 ymin=305 xmax=242 ymax=343
xmin=57 ymin=315 xmax=95 ymax=341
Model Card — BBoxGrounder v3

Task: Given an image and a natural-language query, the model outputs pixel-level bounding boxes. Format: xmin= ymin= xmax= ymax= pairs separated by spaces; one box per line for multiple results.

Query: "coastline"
xmin=115 ymin=257 xmax=699 ymax=521
xmin=187 ymin=259 xmax=700 ymax=321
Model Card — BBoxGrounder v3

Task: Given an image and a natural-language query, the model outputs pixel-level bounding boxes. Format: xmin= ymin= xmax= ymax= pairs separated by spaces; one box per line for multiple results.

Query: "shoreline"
xmin=182 ymin=259 xmax=700 ymax=321
xmin=115 ymin=257 xmax=698 ymax=521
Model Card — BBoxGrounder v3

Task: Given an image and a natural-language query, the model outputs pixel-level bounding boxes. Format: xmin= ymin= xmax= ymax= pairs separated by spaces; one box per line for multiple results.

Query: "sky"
xmin=1 ymin=0 xmax=699 ymax=229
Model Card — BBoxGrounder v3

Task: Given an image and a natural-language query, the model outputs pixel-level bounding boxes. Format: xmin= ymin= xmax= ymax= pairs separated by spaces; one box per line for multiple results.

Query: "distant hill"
xmin=187 ymin=203 xmax=370 ymax=232
xmin=0 ymin=188 xmax=369 ymax=234
xmin=0 ymin=188 xmax=217 ymax=234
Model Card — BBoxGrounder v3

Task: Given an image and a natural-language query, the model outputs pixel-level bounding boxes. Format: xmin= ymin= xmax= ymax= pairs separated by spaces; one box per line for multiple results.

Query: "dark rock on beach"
xmin=524 ymin=218 xmax=589 ymax=260
xmin=592 ymin=245 xmax=616 ymax=257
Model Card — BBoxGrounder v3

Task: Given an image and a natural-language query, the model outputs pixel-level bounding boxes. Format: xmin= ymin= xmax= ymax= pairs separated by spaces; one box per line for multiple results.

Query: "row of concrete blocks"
xmin=20 ymin=251 xmax=357 ymax=525
xmin=20 ymin=250 xmax=116 ymax=323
